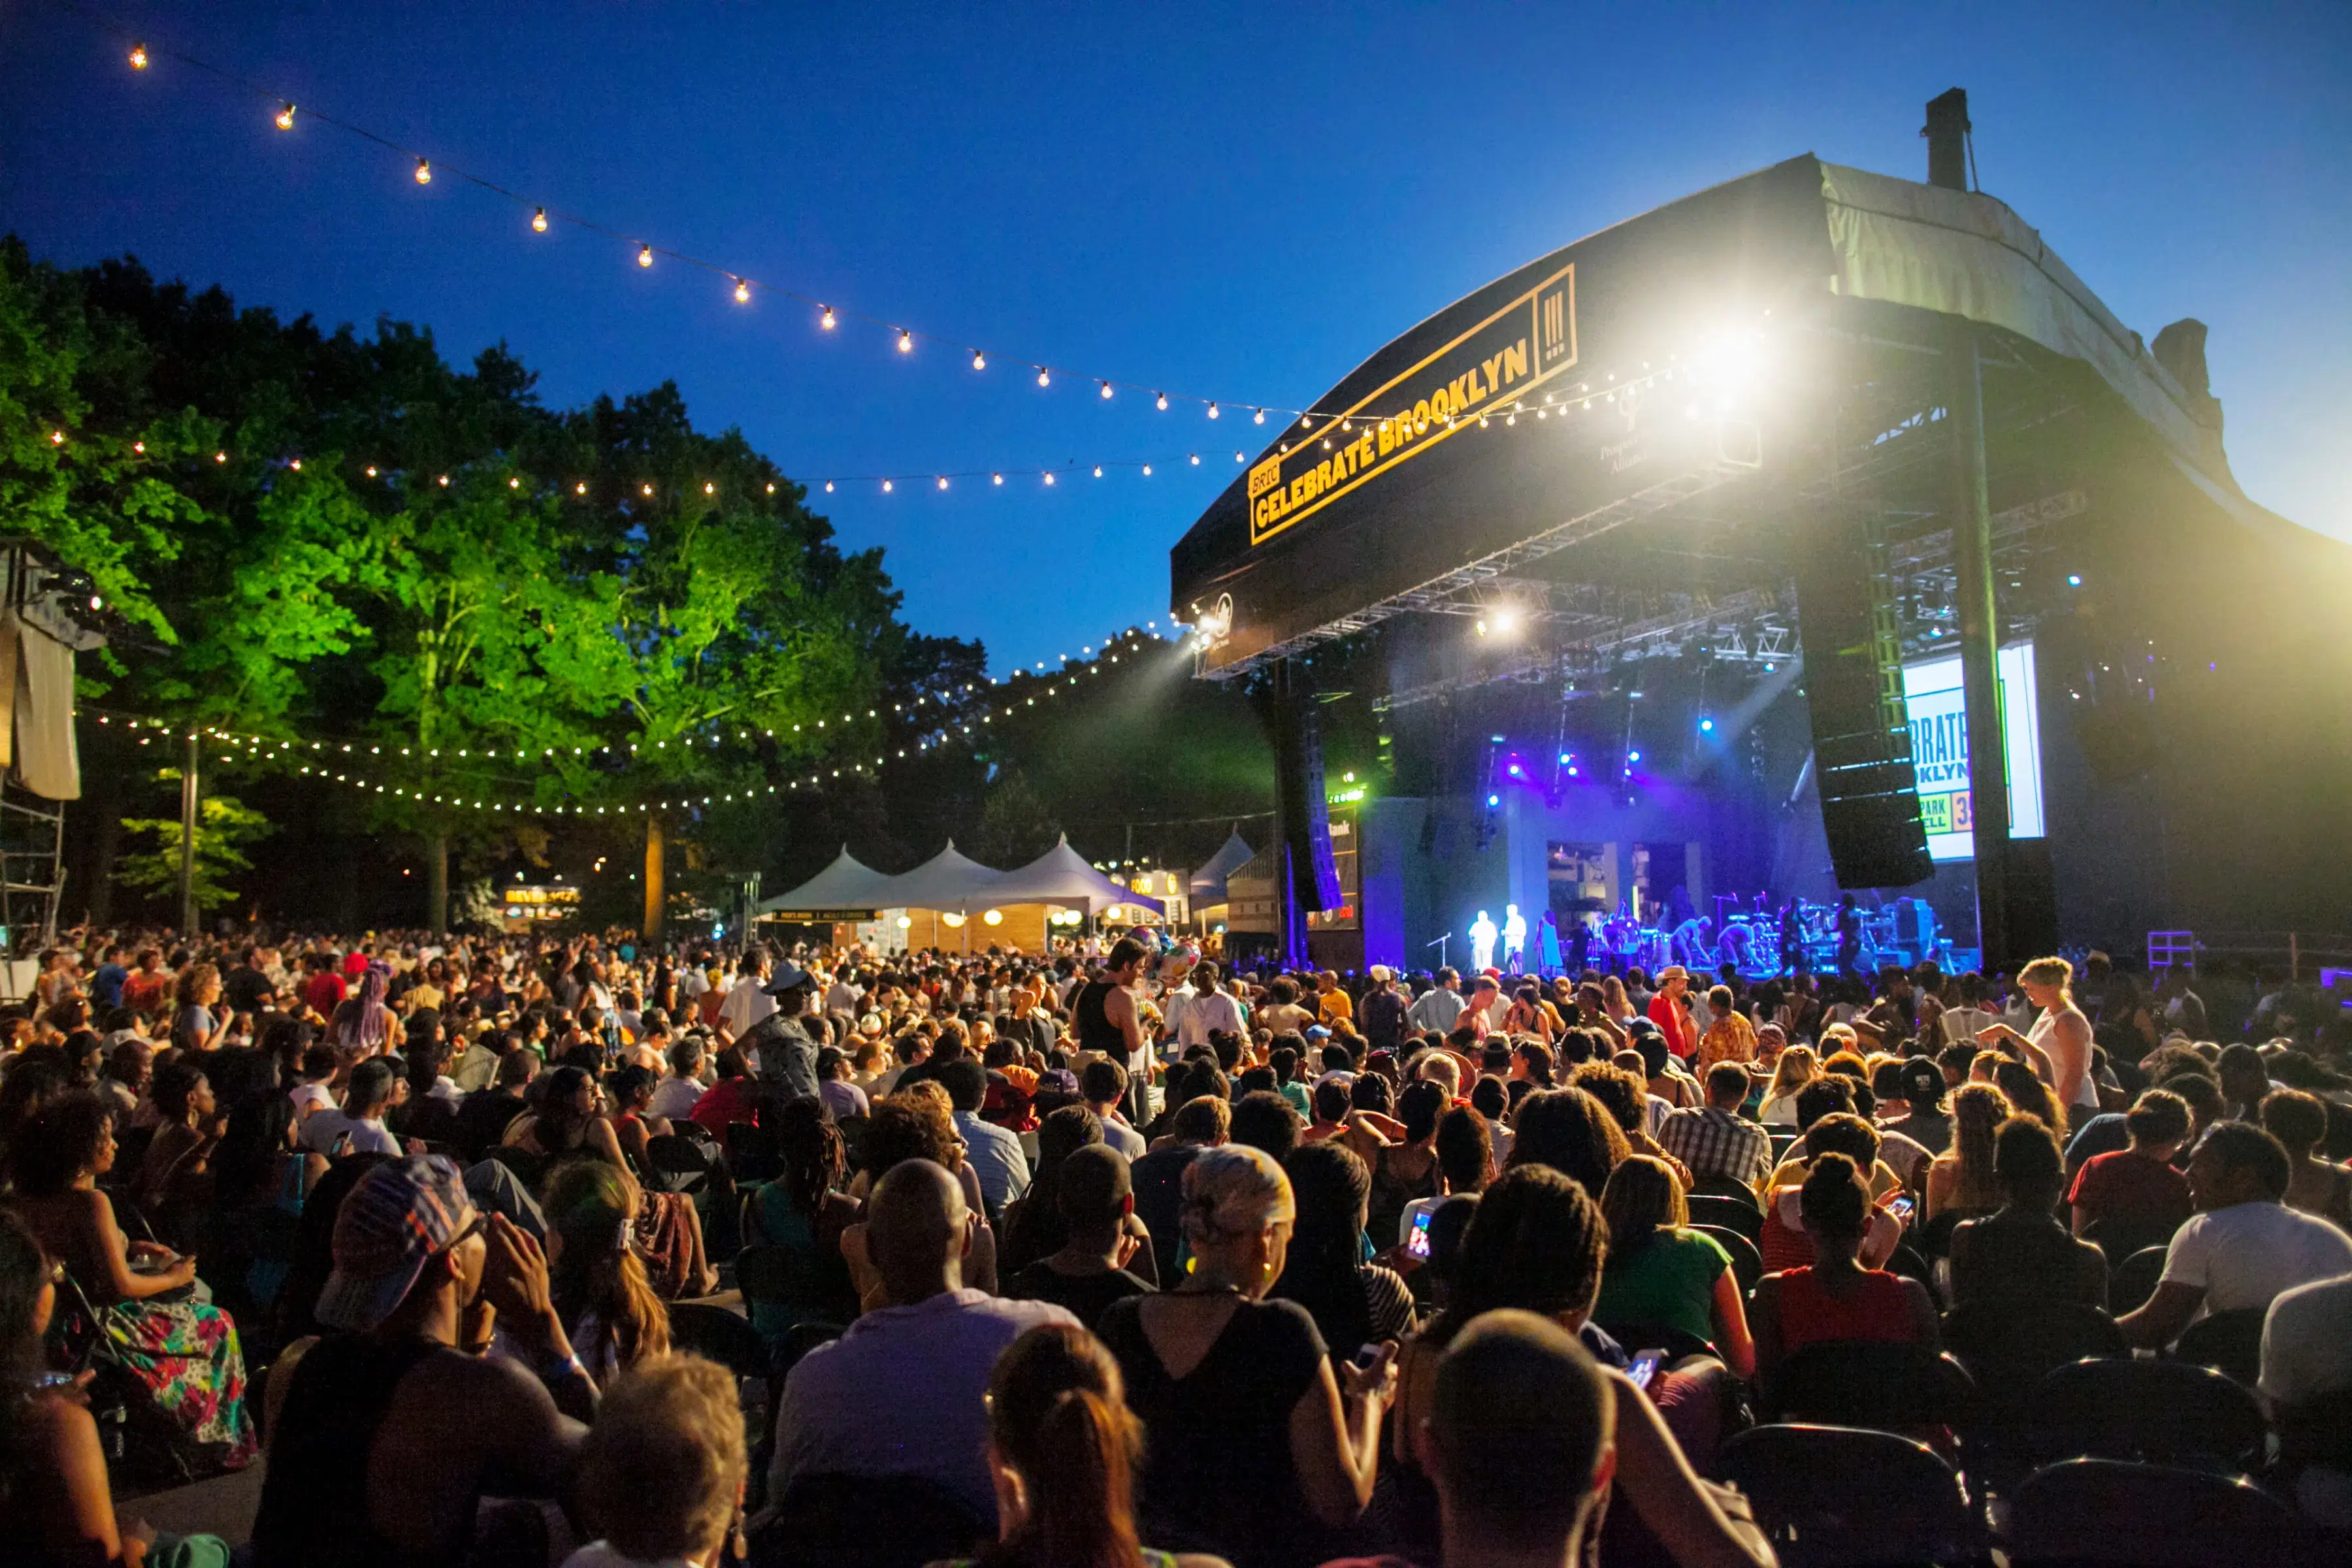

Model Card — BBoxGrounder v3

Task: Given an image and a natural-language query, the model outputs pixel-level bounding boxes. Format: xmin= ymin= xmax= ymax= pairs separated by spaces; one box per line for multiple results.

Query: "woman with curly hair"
xmin=171 ymin=963 xmax=231 ymax=1053
xmin=1925 ymin=1081 xmax=2011 ymax=1221
xmin=743 ymin=1096 xmax=860 ymax=1339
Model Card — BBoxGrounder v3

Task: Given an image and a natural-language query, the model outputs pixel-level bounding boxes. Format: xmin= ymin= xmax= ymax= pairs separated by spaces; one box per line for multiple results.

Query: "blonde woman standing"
xmin=1976 ymin=956 xmax=2097 ymax=1126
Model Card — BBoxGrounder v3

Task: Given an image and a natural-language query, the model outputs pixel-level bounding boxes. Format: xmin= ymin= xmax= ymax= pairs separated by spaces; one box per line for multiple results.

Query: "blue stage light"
xmin=1699 ymin=718 xmax=1714 ymax=733
xmin=1627 ymin=750 xmax=1642 ymax=763
xmin=1486 ymin=793 xmax=1500 ymax=807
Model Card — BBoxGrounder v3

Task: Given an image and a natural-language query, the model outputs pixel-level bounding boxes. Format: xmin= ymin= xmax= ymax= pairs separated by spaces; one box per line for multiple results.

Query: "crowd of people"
xmin=2 ymin=922 xmax=2351 ymax=1566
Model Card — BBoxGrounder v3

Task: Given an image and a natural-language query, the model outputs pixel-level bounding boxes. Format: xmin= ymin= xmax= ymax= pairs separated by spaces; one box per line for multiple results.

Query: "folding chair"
xmin=2106 ymin=1244 xmax=2168 ymax=1316
xmin=2009 ymin=1458 xmax=2315 ymax=1567
xmin=1690 ymin=1224 xmax=1764 ymax=1296
xmin=2033 ymin=1356 xmax=2266 ymax=1472
xmin=1687 ymin=1192 xmax=1764 ymax=1245
xmin=2171 ymin=1305 xmax=2266 ymax=1388
xmin=1720 ymin=1423 xmax=1977 ymax=1567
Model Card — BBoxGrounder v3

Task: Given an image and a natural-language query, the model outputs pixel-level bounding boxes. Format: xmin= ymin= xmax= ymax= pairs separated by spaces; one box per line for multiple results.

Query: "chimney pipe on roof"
xmin=1923 ymin=88 xmax=1971 ymax=191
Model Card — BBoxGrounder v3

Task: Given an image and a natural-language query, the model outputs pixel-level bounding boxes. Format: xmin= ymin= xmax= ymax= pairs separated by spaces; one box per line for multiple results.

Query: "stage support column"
xmin=1948 ymin=319 xmax=2012 ymax=970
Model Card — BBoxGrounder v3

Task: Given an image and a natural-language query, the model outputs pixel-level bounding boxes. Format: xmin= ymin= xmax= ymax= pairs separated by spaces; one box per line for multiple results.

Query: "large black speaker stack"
xmin=1796 ymin=508 xmax=1936 ymax=890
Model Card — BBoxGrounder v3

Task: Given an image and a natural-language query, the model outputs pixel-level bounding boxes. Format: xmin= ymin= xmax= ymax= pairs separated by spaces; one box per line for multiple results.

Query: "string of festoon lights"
xmin=78 ymin=7 xmax=1726 ymax=478
xmin=79 ymin=6 xmax=1311 ymax=426
xmin=215 ymin=344 xmax=1695 ymax=508
xmin=82 ymin=625 xmax=1174 ymax=815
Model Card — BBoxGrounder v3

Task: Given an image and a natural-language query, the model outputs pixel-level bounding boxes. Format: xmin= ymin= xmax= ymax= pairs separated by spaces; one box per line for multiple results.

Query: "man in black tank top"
xmin=253 ymin=1156 xmax=594 ymax=1567
xmin=1076 ymin=938 xmax=1151 ymax=1126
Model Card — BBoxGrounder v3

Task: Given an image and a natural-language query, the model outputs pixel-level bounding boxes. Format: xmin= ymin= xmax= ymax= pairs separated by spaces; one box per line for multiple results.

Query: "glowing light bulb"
xmin=638 ymin=245 xmax=653 ymax=268
xmin=881 ymin=479 xmax=893 ymax=493
xmin=1233 ymin=451 xmax=1244 ymax=461
xmin=129 ymin=42 xmax=148 ymax=69
xmin=1100 ymin=382 xmax=1114 ymax=399
xmin=1189 ymin=453 xmax=1200 ymax=465
xmin=1156 ymin=392 xmax=1169 ymax=410
xmin=971 ymin=351 xmax=986 ymax=370
xmin=1142 ymin=465 xmax=1153 ymax=476
xmin=50 ymin=431 xmax=63 ymax=445
xmin=1036 ymin=367 xmax=1051 ymax=387
xmin=215 ymin=451 xmax=227 ymax=463
xmin=438 ymin=474 xmax=450 ymax=486
xmin=532 ymin=207 xmax=547 ymax=232
xmin=734 ymin=278 xmax=750 ymax=303
xmin=992 ymin=473 xmax=1004 ymax=485
xmin=133 ymin=441 xmax=145 ymax=454
xmin=819 ymin=305 xmax=836 ymax=329
xmin=936 ymin=476 xmax=949 ymax=490
xmin=766 ymin=482 xmax=776 ymax=493
xmin=1093 ymin=465 xmax=1103 ymax=478
xmin=641 ymin=483 xmax=653 ymax=497
xmin=1254 ymin=408 xmax=1266 ymax=424
xmin=574 ymin=482 xmax=586 ymax=494
xmin=1043 ymin=472 xmax=1055 ymax=485
xmin=703 ymin=482 xmax=715 ymax=495
xmin=1207 ymin=402 xmax=1220 ymax=420
xmin=896 ymin=329 xmax=913 ymax=353
xmin=508 ymin=476 xmax=519 ymax=488
xmin=824 ymin=481 xmax=835 ymax=493
xmin=275 ymin=103 xmax=295 ymax=130
xmin=414 ymin=158 xmax=431 ymax=184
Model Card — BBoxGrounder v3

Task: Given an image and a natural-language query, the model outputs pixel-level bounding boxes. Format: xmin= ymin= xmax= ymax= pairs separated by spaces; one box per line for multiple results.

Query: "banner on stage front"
xmin=1901 ymin=642 xmax=2046 ymax=862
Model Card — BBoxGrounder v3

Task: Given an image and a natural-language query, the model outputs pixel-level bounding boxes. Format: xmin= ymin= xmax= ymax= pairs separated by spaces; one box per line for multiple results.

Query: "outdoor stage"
xmin=1173 ymin=102 xmax=2352 ymax=977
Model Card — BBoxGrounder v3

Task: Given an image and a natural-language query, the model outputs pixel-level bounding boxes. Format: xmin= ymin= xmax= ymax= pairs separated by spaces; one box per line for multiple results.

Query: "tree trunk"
xmin=177 ymin=732 xmax=200 ymax=936
xmin=427 ymin=831 xmax=449 ymax=936
xmin=643 ymin=814 xmax=666 ymax=943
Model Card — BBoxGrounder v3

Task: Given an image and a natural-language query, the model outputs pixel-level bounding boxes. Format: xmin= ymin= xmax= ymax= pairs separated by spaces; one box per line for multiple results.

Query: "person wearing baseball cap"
xmin=252 ymin=1156 xmax=593 ymax=1567
xmin=736 ymin=959 xmax=823 ymax=1101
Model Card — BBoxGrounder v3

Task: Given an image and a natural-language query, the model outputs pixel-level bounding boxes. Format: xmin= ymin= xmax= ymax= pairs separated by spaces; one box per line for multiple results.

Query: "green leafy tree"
xmin=116 ymin=771 xmax=272 ymax=918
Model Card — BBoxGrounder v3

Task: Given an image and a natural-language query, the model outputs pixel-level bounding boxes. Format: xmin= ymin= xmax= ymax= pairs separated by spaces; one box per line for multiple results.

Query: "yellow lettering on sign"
xmin=1248 ymin=454 xmax=1282 ymax=501
xmin=1246 ymin=261 xmax=1576 ymax=546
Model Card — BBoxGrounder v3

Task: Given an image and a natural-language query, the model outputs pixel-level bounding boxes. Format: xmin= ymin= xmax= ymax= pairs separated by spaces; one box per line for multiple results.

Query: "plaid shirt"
xmin=1656 ymin=1104 xmax=1775 ymax=1190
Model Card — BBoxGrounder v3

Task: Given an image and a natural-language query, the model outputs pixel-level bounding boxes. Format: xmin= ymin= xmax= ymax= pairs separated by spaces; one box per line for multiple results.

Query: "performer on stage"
xmin=1501 ymin=904 xmax=1527 ymax=971
xmin=1670 ymin=915 xmax=1714 ymax=970
xmin=1469 ymin=909 xmax=1498 ymax=974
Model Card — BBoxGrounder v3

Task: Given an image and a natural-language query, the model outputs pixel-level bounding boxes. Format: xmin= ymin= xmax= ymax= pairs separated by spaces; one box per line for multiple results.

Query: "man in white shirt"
xmin=298 ymin=1060 xmax=406 ymax=1156
xmin=1177 ymin=960 xmax=1244 ymax=1049
xmin=718 ymin=951 xmax=776 ymax=1040
xmin=2119 ymin=1121 xmax=2352 ymax=1348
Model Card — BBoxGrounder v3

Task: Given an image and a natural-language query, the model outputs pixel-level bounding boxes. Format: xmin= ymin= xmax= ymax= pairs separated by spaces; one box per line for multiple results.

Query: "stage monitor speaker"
xmin=1797 ymin=506 xmax=1935 ymax=890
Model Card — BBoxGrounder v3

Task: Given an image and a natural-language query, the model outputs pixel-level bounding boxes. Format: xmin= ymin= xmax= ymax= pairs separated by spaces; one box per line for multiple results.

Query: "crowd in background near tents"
xmin=3 ymin=919 xmax=2352 ymax=1566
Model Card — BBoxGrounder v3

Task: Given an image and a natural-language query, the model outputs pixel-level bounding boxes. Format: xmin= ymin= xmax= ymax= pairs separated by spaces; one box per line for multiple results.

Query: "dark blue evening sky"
xmin=5 ymin=1 xmax=2345 ymax=673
